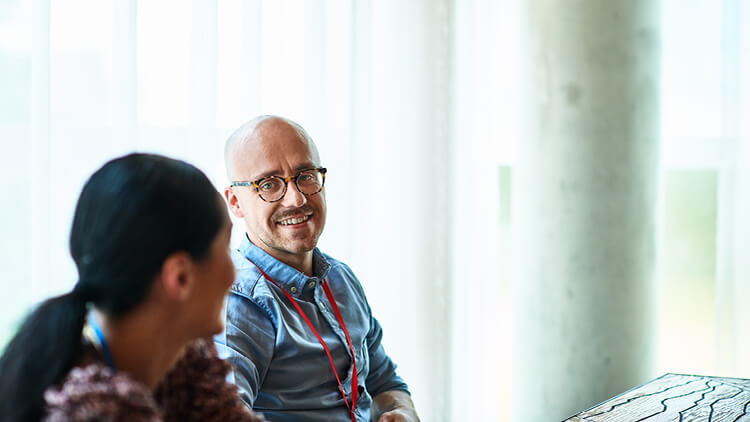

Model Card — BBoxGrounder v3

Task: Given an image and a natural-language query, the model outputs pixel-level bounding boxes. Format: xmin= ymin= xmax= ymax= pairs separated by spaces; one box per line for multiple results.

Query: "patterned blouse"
xmin=43 ymin=338 xmax=266 ymax=421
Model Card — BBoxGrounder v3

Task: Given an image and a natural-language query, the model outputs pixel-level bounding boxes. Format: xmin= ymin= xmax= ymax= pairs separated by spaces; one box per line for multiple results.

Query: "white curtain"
xmin=1 ymin=0 xmax=750 ymax=420
xmin=0 ymin=0 xmax=455 ymax=419
xmin=659 ymin=0 xmax=750 ymax=381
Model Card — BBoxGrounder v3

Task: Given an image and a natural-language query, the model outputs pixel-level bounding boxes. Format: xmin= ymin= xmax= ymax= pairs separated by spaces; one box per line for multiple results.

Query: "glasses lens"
xmin=297 ymin=169 xmax=324 ymax=195
xmin=258 ymin=177 xmax=285 ymax=201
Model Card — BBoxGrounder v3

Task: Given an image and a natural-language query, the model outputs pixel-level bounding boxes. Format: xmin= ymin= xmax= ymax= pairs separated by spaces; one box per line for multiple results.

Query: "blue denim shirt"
xmin=215 ymin=236 xmax=409 ymax=421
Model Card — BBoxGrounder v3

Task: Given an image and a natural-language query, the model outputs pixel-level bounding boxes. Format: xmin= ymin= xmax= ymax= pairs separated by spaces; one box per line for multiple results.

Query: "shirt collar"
xmin=238 ymin=234 xmax=331 ymax=294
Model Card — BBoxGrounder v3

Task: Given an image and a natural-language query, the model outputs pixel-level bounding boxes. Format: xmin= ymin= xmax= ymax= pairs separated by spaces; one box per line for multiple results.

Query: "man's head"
xmin=224 ymin=116 xmax=327 ymax=266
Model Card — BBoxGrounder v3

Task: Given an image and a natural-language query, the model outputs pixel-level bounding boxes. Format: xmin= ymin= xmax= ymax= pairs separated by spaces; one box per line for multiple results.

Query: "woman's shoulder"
xmin=155 ymin=338 xmax=266 ymax=421
xmin=43 ymin=340 xmax=264 ymax=422
xmin=43 ymin=362 xmax=161 ymax=422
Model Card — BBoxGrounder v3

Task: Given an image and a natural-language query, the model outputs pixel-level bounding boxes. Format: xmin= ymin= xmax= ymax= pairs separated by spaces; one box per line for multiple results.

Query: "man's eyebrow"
xmin=250 ymin=169 xmax=278 ymax=181
xmin=250 ymin=163 xmax=318 ymax=181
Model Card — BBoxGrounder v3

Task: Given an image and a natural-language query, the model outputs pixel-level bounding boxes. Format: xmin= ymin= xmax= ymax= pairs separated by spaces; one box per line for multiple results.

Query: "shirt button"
xmin=290 ymin=286 xmax=298 ymax=294
xmin=308 ymin=281 xmax=316 ymax=288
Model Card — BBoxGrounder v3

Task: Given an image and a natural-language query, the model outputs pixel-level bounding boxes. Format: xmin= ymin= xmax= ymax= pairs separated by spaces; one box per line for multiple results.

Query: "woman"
xmin=0 ymin=153 xmax=265 ymax=421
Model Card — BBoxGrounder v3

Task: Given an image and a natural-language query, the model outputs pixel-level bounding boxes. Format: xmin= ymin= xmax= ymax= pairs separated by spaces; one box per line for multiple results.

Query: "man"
xmin=216 ymin=115 xmax=419 ymax=422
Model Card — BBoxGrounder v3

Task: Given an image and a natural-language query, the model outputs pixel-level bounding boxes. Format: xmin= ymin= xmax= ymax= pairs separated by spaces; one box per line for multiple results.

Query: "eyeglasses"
xmin=230 ymin=167 xmax=327 ymax=203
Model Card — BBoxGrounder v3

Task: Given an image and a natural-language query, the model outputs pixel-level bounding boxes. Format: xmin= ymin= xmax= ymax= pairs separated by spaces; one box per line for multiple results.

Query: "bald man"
xmin=215 ymin=116 xmax=419 ymax=422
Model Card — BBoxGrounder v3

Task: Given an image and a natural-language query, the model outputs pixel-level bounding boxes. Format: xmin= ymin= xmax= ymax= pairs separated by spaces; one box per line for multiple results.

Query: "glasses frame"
xmin=230 ymin=167 xmax=327 ymax=203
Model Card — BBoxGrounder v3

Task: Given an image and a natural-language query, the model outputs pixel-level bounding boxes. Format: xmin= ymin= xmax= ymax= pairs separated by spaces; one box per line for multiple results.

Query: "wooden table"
xmin=564 ymin=373 xmax=750 ymax=421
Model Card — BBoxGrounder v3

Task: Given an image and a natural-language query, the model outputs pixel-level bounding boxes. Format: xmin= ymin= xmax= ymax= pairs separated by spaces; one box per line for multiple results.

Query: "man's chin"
xmin=256 ymin=229 xmax=321 ymax=255
xmin=273 ymin=232 xmax=319 ymax=250
xmin=264 ymin=236 xmax=316 ymax=254
xmin=281 ymin=242 xmax=317 ymax=254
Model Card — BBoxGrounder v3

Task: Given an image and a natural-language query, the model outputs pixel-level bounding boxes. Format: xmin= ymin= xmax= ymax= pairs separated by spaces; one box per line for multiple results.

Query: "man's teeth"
xmin=279 ymin=215 xmax=310 ymax=226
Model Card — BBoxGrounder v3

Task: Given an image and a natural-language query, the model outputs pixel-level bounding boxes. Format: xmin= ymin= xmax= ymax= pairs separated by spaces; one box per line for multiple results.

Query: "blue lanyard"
xmin=88 ymin=313 xmax=117 ymax=371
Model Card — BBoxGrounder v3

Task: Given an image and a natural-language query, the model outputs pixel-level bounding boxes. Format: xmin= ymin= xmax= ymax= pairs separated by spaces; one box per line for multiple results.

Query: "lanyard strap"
xmin=88 ymin=313 xmax=117 ymax=371
xmin=322 ymin=278 xmax=359 ymax=419
xmin=248 ymin=259 xmax=358 ymax=421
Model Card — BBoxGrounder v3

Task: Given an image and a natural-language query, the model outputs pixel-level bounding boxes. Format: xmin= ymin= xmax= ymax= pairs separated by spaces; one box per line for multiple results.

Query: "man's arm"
xmin=361 ymin=313 xmax=418 ymax=421
xmin=371 ymin=390 xmax=420 ymax=422
xmin=214 ymin=293 xmax=276 ymax=408
xmin=341 ymin=263 xmax=418 ymax=421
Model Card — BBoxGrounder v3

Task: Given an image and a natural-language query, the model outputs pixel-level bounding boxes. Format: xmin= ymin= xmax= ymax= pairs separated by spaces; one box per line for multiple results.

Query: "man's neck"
xmin=277 ymin=251 xmax=314 ymax=277
xmin=250 ymin=239 xmax=314 ymax=277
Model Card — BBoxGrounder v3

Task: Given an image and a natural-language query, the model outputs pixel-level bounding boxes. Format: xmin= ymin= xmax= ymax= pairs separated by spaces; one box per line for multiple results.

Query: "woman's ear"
xmin=159 ymin=251 xmax=195 ymax=302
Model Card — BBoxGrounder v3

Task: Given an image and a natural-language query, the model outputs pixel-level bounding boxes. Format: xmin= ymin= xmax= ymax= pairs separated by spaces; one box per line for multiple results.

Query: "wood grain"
xmin=564 ymin=373 xmax=750 ymax=421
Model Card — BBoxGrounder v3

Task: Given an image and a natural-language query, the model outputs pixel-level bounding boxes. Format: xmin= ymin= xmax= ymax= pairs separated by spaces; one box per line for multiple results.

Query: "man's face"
xmin=226 ymin=121 xmax=327 ymax=261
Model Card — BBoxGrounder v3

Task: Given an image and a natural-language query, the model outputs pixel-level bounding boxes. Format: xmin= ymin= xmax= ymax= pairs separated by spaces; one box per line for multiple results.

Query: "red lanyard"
xmin=247 ymin=259 xmax=358 ymax=422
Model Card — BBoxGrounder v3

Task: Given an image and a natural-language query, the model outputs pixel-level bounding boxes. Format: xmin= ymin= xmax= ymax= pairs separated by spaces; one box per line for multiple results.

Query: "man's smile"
xmin=277 ymin=214 xmax=312 ymax=226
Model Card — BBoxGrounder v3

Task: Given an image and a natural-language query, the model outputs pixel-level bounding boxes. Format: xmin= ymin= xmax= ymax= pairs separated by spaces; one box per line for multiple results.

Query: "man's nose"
xmin=280 ymin=182 xmax=307 ymax=207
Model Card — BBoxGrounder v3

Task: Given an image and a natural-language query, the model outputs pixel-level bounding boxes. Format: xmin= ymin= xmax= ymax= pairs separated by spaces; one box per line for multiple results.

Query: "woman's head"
xmin=0 ymin=153 xmax=233 ymax=421
xmin=70 ymin=153 xmax=231 ymax=322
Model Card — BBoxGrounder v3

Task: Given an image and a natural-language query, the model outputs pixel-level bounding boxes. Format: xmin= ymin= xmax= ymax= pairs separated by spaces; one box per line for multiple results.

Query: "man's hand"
xmin=377 ymin=408 xmax=418 ymax=422
xmin=372 ymin=390 xmax=419 ymax=422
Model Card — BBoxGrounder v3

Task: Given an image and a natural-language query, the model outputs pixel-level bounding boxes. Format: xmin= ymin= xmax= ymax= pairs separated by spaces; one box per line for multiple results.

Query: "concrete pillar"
xmin=513 ymin=1 xmax=660 ymax=420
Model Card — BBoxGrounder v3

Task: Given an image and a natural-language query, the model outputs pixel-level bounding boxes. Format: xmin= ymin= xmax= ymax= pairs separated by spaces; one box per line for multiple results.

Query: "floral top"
xmin=43 ymin=338 xmax=265 ymax=422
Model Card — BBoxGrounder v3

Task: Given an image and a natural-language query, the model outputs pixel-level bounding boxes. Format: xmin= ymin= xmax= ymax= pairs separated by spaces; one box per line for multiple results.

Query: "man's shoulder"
xmin=229 ymin=249 xmax=268 ymax=300
xmin=315 ymin=249 xmax=351 ymax=273
xmin=224 ymin=256 xmax=280 ymax=329
xmin=319 ymin=252 xmax=361 ymax=283
xmin=318 ymin=251 xmax=371 ymax=302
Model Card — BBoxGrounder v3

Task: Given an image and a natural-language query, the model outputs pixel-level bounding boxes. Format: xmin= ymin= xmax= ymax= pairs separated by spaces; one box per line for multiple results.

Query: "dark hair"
xmin=0 ymin=153 xmax=226 ymax=421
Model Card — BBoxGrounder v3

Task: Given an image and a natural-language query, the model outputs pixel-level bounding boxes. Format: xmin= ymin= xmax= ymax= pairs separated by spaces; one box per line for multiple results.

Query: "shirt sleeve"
xmin=363 ymin=310 xmax=411 ymax=397
xmin=214 ymin=292 xmax=277 ymax=408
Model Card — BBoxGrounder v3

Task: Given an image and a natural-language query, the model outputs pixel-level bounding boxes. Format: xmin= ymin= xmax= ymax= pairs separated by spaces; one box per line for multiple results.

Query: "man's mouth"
xmin=277 ymin=214 xmax=311 ymax=226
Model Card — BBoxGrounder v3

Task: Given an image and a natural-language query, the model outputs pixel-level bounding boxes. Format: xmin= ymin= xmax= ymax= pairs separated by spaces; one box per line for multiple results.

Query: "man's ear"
xmin=159 ymin=252 xmax=195 ymax=302
xmin=225 ymin=187 xmax=245 ymax=219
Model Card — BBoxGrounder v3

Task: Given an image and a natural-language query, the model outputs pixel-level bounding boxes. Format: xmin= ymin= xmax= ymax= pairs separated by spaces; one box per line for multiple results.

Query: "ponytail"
xmin=0 ymin=289 xmax=88 ymax=421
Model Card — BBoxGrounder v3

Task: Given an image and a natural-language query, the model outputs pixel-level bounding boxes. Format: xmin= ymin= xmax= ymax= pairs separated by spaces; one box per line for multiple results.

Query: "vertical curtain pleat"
xmin=190 ymin=0 xmax=217 ymax=129
xmin=188 ymin=0 xmax=220 ymax=179
xmin=216 ymin=0 xmax=263 ymax=130
xmin=733 ymin=140 xmax=750 ymax=377
xmin=716 ymin=0 xmax=743 ymax=377
xmin=30 ymin=0 xmax=51 ymax=301
xmin=112 ymin=0 xmax=137 ymax=149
